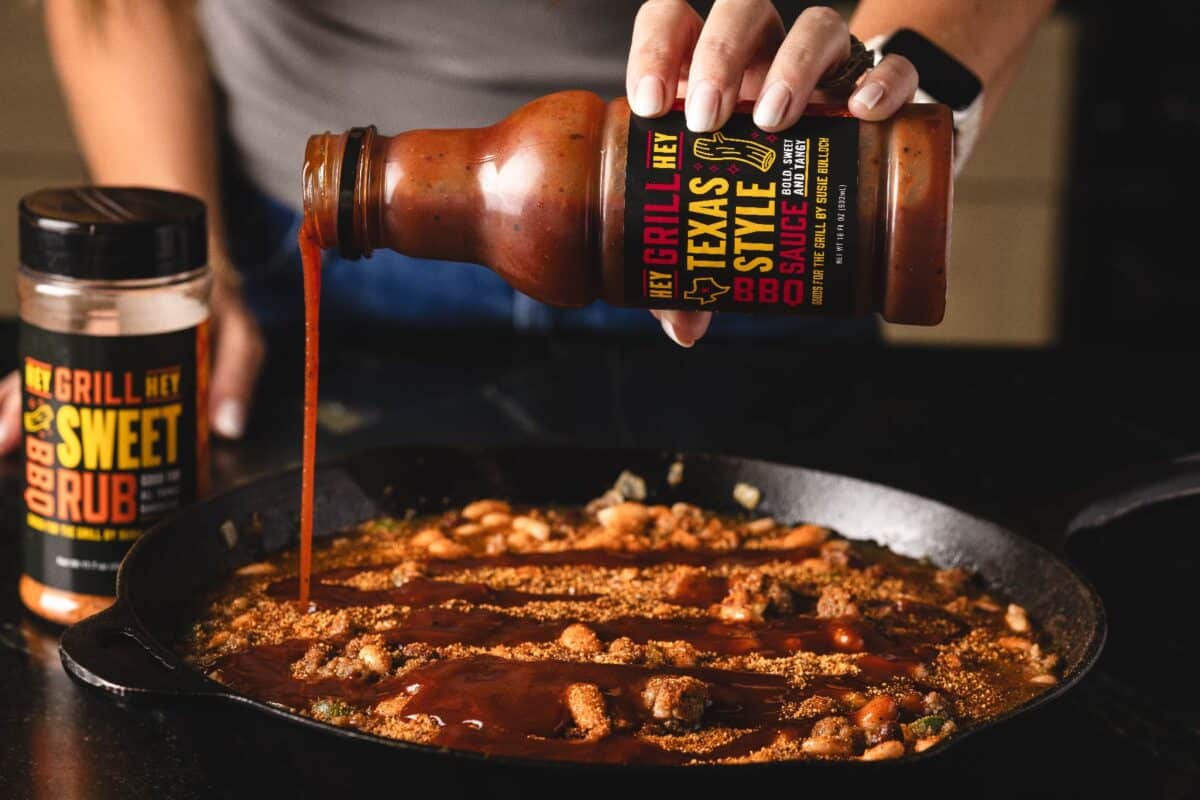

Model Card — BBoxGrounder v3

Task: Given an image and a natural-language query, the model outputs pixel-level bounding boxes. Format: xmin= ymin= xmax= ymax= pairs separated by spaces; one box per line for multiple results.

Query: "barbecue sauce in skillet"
xmin=185 ymin=503 xmax=1060 ymax=765
xmin=211 ymin=549 xmax=936 ymax=765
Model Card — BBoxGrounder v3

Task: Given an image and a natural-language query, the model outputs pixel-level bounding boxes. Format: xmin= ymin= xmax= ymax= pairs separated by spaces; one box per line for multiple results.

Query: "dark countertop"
xmin=2 ymin=322 xmax=1199 ymax=797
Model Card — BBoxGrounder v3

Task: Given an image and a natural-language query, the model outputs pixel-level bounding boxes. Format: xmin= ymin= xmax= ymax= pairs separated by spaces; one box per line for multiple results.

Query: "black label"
xmin=19 ymin=322 xmax=209 ymax=596
xmin=623 ymin=106 xmax=859 ymax=314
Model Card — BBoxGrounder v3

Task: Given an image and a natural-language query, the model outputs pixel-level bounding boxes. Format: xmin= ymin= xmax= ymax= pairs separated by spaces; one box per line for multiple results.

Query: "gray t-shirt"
xmin=198 ymin=0 xmax=642 ymax=208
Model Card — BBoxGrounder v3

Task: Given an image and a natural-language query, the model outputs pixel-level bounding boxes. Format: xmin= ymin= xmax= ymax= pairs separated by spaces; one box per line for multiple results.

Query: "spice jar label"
xmin=19 ymin=322 xmax=209 ymax=596
xmin=623 ymin=107 xmax=859 ymax=314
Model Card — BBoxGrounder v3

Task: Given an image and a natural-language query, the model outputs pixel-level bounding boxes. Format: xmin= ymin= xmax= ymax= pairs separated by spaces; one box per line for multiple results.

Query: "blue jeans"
xmin=227 ymin=188 xmax=878 ymax=339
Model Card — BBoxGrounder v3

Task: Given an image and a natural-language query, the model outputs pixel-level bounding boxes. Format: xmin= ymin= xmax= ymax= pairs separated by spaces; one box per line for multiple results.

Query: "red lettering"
xmin=24 ymin=441 xmax=56 ymax=516
xmin=781 ymin=200 xmax=808 ymax=223
xmin=26 ymin=461 xmax=54 ymax=493
xmin=54 ymin=367 xmax=71 ymax=403
xmin=103 ymin=372 xmax=120 ymax=405
xmin=82 ymin=472 xmax=110 ymax=524
xmin=26 ymin=436 xmax=54 ymax=466
xmin=783 ymin=279 xmax=805 ymax=307
xmin=73 ymin=370 xmax=92 ymax=404
xmin=643 ymin=248 xmax=678 ymax=266
xmin=123 ymin=371 xmax=142 ymax=404
xmin=733 ymin=277 xmax=755 ymax=303
xmin=779 ymin=199 xmax=809 ymax=276
xmin=642 ymin=171 xmax=681 ymax=270
xmin=57 ymin=470 xmax=82 ymax=521
xmin=732 ymin=277 xmax=800 ymax=305
xmin=644 ymin=226 xmax=678 ymax=247
xmin=112 ymin=474 xmax=137 ymax=524
xmin=24 ymin=485 xmax=54 ymax=517
xmin=759 ymin=278 xmax=779 ymax=304
xmin=644 ymin=173 xmax=681 ymax=194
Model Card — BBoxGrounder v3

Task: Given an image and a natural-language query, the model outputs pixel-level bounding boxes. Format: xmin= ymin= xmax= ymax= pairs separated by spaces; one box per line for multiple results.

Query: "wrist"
xmin=208 ymin=241 xmax=244 ymax=291
xmin=863 ymin=31 xmax=984 ymax=175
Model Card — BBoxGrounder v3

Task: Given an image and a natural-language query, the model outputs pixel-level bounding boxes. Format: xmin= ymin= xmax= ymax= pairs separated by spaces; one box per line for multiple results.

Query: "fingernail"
xmin=754 ymin=82 xmax=791 ymax=129
xmin=631 ymin=75 xmax=666 ymax=117
xmin=660 ymin=317 xmax=695 ymax=348
xmin=212 ymin=399 xmax=245 ymax=439
xmin=0 ymin=422 xmax=10 ymax=446
xmin=850 ymin=82 xmax=885 ymax=113
xmin=686 ymin=81 xmax=721 ymax=132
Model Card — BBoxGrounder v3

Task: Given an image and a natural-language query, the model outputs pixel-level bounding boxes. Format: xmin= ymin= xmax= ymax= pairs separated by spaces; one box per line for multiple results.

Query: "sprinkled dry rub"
xmin=179 ymin=476 xmax=1060 ymax=766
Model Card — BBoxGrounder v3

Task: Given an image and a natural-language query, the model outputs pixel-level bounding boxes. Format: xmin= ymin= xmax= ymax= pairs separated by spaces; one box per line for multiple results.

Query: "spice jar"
xmin=17 ymin=187 xmax=211 ymax=625
xmin=303 ymin=91 xmax=952 ymax=324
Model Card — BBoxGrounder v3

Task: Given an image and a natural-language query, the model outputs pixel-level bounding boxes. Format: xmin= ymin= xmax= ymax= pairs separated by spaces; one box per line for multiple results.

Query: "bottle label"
xmin=19 ymin=322 xmax=210 ymax=596
xmin=623 ymin=106 xmax=859 ymax=314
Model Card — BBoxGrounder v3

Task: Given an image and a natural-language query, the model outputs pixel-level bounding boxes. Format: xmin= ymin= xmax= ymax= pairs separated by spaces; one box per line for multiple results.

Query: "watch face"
xmin=882 ymin=29 xmax=983 ymax=111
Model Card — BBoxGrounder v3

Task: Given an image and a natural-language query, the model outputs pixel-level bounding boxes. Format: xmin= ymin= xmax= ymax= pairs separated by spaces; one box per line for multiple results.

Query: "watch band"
xmin=863 ymin=32 xmax=984 ymax=175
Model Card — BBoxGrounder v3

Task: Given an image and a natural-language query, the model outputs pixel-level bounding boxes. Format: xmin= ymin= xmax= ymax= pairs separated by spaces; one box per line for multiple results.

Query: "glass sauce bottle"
xmin=301 ymin=90 xmax=952 ymax=324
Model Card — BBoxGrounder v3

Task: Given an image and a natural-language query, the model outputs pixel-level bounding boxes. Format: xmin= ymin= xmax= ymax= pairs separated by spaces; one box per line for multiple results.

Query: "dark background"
xmin=1059 ymin=7 xmax=1200 ymax=347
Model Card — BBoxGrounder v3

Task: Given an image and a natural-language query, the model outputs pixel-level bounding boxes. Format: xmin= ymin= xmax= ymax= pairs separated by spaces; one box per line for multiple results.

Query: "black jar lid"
xmin=19 ymin=186 xmax=207 ymax=280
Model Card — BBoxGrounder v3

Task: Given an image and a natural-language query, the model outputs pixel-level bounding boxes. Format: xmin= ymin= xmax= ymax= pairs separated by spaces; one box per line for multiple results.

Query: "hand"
xmin=0 ymin=371 xmax=20 ymax=455
xmin=207 ymin=277 xmax=267 ymax=440
xmin=0 ymin=279 xmax=266 ymax=457
xmin=626 ymin=1 xmax=919 ymax=347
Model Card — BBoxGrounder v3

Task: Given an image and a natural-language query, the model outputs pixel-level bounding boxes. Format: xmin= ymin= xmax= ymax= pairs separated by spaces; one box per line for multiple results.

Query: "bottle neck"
xmin=302 ymin=126 xmax=386 ymax=258
xmin=303 ymin=126 xmax=487 ymax=264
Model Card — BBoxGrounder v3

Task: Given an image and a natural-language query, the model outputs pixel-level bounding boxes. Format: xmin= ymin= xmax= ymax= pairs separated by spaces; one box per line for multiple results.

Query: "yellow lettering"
xmin=55 ymin=405 xmax=82 ymax=468
xmin=687 ymin=197 xmax=728 ymax=219
xmin=735 ymin=180 xmax=776 ymax=198
xmin=734 ymin=218 xmax=774 ymax=239
xmin=687 ymin=239 xmax=725 ymax=256
xmin=159 ymin=404 xmax=182 ymax=464
xmin=688 ymin=177 xmax=729 ymax=197
xmin=116 ymin=409 xmax=139 ymax=470
xmin=734 ymin=202 xmax=775 ymax=217
xmin=80 ymin=408 xmax=116 ymax=470
xmin=140 ymin=407 xmax=162 ymax=468
xmin=25 ymin=360 xmax=52 ymax=396
xmin=734 ymin=256 xmax=774 ymax=273
xmin=687 ymin=215 xmax=727 ymax=241
xmin=651 ymin=132 xmax=679 ymax=170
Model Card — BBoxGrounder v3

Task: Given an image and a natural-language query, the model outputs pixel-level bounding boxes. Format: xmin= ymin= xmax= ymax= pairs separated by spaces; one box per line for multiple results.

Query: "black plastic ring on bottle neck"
xmin=337 ymin=127 xmax=368 ymax=260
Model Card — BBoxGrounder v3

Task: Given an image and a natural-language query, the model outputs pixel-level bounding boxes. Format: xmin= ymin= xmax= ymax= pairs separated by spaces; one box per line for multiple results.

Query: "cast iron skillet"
xmin=59 ymin=446 xmax=1105 ymax=772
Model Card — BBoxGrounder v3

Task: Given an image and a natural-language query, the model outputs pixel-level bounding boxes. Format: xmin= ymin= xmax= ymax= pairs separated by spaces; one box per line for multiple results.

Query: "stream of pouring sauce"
xmin=297 ymin=220 xmax=322 ymax=606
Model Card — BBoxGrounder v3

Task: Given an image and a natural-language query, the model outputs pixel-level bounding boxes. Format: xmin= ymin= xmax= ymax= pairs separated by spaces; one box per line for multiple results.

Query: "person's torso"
xmin=199 ymin=0 xmax=641 ymax=206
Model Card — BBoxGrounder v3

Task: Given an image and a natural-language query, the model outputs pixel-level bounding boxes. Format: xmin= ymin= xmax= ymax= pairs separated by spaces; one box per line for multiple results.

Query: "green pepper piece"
xmin=909 ymin=715 xmax=947 ymax=737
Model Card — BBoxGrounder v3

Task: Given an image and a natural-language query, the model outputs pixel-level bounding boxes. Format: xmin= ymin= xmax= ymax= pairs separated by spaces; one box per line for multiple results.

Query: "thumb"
xmin=650 ymin=309 xmax=713 ymax=348
xmin=208 ymin=299 xmax=266 ymax=440
xmin=0 ymin=371 xmax=23 ymax=455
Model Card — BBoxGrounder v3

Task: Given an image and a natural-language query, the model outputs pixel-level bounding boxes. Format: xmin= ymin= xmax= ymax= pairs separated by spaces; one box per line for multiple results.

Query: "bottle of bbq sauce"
xmin=302 ymin=90 xmax=952 ymax=324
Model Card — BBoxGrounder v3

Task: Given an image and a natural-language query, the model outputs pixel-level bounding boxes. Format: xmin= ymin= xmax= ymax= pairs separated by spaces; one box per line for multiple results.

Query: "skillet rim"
xmin=62 ymin=444 xmax=1108 ymax=772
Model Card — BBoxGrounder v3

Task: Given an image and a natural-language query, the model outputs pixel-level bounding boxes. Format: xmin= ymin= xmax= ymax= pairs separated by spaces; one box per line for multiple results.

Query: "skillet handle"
xmin=59 ymin=599 xmax=221 ymax=700
xmin=1067 ymin=454 xmax=1200 ymax=539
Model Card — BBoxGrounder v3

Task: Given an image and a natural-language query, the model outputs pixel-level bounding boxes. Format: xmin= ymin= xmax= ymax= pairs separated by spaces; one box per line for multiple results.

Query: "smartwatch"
xmin=864 ymin=29 xmax=985 ymax=174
